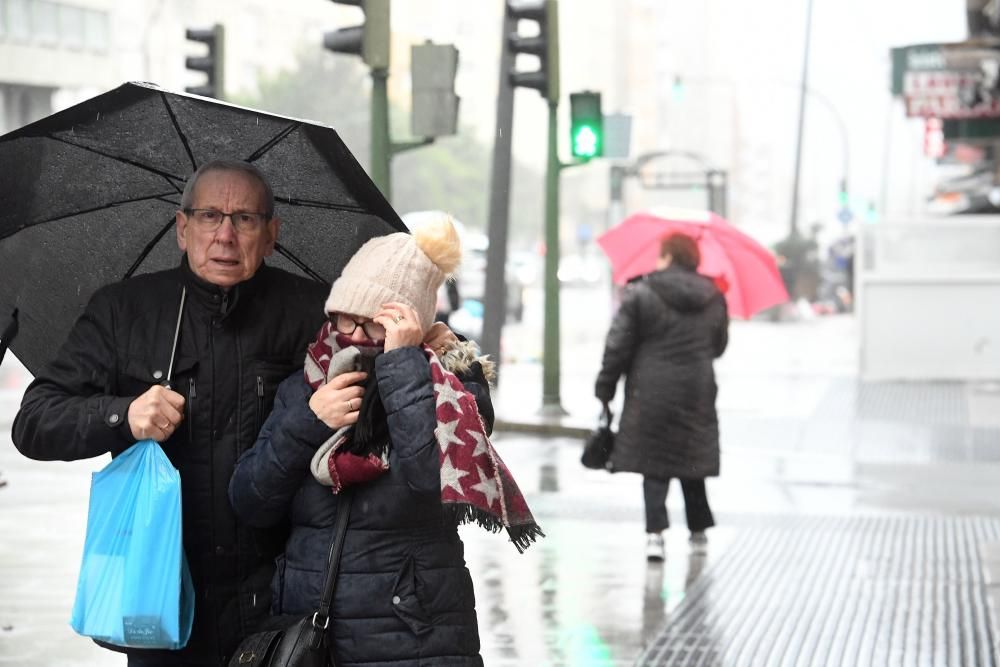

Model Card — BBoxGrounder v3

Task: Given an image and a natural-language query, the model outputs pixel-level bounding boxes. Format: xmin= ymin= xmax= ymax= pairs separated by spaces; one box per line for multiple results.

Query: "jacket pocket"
xmin=271 ymin=554 xmax=287 ymax=616
xmin=187 ymin=377 xmax=197 ymax=442
xmin=391 ymin=555 xmax=432 ymax=636
xmin=254 ymin=375 xmax=264 ymax=436
xmin=121 ymin=356 xmax=198 ymax=392
xmin=249 ymin=361 xmax=295 ymax=440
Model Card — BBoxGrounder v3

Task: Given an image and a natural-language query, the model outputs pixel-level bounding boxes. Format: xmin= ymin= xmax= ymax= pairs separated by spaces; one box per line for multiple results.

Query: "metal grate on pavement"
xmin=638 ymin=514 xmax=1000 ymax=666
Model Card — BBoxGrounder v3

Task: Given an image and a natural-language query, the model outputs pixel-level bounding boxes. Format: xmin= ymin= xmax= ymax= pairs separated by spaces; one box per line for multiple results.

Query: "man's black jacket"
xmin=13 ymin=257 xmax=327 ymax=664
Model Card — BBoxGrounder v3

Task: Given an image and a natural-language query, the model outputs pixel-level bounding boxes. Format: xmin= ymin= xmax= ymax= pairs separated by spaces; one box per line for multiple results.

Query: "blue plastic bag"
xmin=70 ymin=439 xmax=194 ymax=649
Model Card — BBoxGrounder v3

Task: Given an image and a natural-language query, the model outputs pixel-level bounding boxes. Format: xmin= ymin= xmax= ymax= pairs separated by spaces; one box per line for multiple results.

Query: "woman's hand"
xmin=308 ymin=371 xmax=367 ymax=429
xmin=424 ymin=321 xmax=459 ymax=356
xmin=373 ymin=302 xmax=424 ymax=352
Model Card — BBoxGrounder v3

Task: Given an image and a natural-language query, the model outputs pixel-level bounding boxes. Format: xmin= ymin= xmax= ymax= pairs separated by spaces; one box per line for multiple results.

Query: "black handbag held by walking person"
xmin=581 ymin=403 xmax=615 ymax=470
xmin=227 ymin=491 xmax=353 ymax=667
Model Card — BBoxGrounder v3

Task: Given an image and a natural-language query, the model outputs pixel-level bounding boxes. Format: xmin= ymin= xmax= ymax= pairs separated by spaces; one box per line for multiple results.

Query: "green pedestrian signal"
xmin=570 ymin=91 xmax=602 ymax=160
xmin=573 ymin=125 xmax=599 ymax=158
xmin=837 ymin=178 xmax=849 ymax=207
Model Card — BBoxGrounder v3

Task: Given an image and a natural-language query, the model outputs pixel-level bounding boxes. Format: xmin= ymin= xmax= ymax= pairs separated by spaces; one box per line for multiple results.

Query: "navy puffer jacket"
xmin=229 ymin=346 xmax=491 ymax=666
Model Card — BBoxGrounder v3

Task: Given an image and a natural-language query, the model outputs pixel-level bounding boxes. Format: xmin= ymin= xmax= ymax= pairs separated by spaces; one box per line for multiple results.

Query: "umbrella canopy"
xmin=0 ymin=82 xmax=406 ymax=374
xmin=596 ymin=207 xmax=789 ymax=318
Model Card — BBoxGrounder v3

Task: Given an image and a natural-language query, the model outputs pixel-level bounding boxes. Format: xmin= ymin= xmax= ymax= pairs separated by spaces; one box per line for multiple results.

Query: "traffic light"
xmin=323 ymin=0 xmax=389 ymax=69
xmin=671 ymin=76 xmax=685 ymax=102
xmin=837 ymin=178 xmax=853 ymax=224
xmin=185 ymin=25 xmax=225 ymax=99
xmin=569 ymin=91 xmax=602 ymax=159
xmin=411 ymin=42 xmax=459 ymax=138
xmin=507 ymin=0 xmax=559 ymax=103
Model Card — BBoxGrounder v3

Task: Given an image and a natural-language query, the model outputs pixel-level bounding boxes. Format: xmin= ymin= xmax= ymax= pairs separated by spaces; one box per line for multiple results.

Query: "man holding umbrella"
xmin=12 ymin=159 xmax=328 ymax=666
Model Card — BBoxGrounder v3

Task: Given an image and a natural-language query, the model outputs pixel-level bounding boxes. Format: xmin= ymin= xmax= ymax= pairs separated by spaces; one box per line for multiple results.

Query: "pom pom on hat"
xmin=325 ymin=213 xmax=463 ymax=329
xmin=413 ymin=214 xmax=462 ymax=277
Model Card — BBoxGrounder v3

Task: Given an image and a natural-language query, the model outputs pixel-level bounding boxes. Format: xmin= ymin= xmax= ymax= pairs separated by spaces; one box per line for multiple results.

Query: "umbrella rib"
xmin=245 ymin=122 xmax=301 ymax=163
xmin=45 ymin=135 xmax=186 ymax=188
xmin=272 ymin=196 xmax=368 ymax=214
xmin=1 ymin=192 xmax=181 ymax=240
xmin=123 ymin=217 xmax=178 ymax=280
xmin=274 ymin=243 xmax=330 ymax=286
xmin=159 ymin=92 xmax=199 ymax=172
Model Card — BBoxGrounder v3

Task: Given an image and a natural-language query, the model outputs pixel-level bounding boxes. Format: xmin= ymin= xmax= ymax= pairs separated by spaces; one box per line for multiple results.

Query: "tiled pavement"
xmin=638 ymin=515 xmax=1000 ymax=666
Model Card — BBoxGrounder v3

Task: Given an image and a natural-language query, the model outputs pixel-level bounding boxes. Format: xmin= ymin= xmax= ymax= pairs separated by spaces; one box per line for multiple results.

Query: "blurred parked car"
xmin=401 ymin=211 xmax=533 ymax=333
xmin=557 ymin=253 xmax=606 ymax=286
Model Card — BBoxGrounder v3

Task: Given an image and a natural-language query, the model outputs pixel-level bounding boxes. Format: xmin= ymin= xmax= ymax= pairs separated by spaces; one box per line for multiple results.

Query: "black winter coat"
xmin=12 ymin=257 xmax=327 ymax=664
xmin=229 ymin=346 xmax=493 ymax=667
xmin=595 ymin=265 xmax=728 ymax=480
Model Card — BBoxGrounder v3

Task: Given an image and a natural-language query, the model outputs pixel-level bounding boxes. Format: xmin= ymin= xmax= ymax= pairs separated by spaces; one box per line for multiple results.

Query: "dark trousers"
xmin=643 ymin=476 xmax=715 ymax=534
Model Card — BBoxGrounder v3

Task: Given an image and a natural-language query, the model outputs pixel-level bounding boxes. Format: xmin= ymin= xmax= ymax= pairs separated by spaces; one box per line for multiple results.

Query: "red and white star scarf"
xmin=425 ymin=347 xmax=543 ymax=552
xmin=304 ymin=322 xmax=543 ymax=552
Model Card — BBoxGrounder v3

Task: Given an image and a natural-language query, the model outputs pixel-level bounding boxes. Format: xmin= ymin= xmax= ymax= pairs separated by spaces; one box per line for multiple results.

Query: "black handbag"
xmin=581 ymin=403 xmax=615 ymax=470
xmin=227 ymin=491 xmax=353 ymax=667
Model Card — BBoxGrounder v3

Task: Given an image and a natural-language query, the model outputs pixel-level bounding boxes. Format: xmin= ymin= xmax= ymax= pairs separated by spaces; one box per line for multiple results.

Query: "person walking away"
xmin=595 ymin=233 xmax=728 ymax=562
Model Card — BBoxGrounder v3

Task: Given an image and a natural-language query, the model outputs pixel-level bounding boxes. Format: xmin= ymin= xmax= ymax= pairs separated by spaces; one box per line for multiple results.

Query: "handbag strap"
xmin=600 ymin=402 xmax=613 ymax=427
xmin=311 ymin=489 xmax=354 ymax=629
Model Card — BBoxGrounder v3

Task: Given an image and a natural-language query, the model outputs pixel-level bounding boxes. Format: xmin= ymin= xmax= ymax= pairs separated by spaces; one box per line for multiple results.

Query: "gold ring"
xmin=393 ymin=315 xmax=402 ymax=323
xmin=347 ymin=399 xmax=355 ymax=411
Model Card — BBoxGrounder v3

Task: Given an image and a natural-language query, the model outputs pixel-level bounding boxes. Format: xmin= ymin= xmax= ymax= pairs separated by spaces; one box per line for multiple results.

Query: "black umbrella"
xmin=0 ymin=82 xmax=406 ymax=375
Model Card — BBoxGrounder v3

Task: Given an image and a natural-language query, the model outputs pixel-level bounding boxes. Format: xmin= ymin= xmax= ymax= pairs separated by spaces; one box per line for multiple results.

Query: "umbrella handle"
xmin=163 ymin=287 xmax=186 ymax=390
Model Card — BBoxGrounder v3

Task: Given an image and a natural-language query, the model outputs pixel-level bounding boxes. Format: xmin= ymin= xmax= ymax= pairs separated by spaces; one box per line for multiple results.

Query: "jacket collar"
xmin=179 ymin=254 xmax=266 ymax=318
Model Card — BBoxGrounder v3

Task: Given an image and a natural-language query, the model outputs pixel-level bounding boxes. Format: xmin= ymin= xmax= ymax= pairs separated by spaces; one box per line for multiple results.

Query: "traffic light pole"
xmin=541 ymin=99 xmax=565 ymax=414
xmin=370 ymin=67 xmax=391 ymax=199
xmin=481 ymin=7 xmax=518 ymax=376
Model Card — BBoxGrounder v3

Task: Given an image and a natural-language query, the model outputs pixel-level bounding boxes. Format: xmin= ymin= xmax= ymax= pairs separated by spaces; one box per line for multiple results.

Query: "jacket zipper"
xmin=255 ymin=375 xmax=264 ymax=435
xmin=188 ymin=377 xmax=197 ymax=442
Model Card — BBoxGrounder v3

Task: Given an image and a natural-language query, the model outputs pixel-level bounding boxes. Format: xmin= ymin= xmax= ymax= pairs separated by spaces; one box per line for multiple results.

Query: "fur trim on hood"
xmin=440 ymin=339 xmax=496 ymax=383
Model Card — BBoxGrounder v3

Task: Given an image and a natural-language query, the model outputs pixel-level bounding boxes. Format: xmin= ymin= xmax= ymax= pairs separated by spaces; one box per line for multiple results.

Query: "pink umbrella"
xmin=596 ymin=208 xmax=789 ymax=319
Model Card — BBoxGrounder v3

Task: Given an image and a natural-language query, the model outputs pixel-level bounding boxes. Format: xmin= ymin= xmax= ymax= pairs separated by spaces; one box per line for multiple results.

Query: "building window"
xmin=30 ymin=0 xmax=59 ymax=45
xmin=58 ymin=3 xmax=83 ymax=49
xmin=6 ymin=0 xmax=29 ymax=41
xmin=0 ymin=0 xmax=108 ymax=52
xmin=83 ymin=7 xmax=108 ymax=52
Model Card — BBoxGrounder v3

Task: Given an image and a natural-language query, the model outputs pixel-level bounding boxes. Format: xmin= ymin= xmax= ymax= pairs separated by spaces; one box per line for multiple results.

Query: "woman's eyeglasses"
xmin=331 ymin=313 xmax=386 ymax=340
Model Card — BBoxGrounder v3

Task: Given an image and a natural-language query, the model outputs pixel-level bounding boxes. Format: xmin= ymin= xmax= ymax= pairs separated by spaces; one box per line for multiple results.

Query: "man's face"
xmin=175 ymin=170 xmax=280 ymax=289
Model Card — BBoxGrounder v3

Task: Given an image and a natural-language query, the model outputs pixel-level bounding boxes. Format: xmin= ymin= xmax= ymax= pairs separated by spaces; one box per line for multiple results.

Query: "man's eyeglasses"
xmin=331 ymin=313 xmax=386 ymax=340
xmin=184 ymin=208 xmax=269 ymax=233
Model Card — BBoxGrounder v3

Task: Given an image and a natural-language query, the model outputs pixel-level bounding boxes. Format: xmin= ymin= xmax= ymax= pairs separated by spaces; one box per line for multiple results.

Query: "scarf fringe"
xmin=444 ymin=502 xmax=545 ymax=553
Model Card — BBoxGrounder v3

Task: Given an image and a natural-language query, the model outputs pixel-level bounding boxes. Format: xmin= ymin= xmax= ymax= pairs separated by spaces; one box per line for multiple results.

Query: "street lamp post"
xmin=780 ymin=0 xmax=819 ymax=301
xmin=788 ymin=0 xmax=816 ymax=241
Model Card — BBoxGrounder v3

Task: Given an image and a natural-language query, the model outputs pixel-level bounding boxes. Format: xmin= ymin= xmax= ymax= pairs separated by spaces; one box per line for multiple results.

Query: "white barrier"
xmin=858 ymin=217 xmax=1000 ymax=381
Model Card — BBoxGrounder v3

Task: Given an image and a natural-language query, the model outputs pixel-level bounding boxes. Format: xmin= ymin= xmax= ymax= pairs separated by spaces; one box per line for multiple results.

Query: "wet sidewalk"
xmin=487 ymin=314 xmax=1000 ymax=665
xmin=2 ymin=315 xmax=999 ymax=665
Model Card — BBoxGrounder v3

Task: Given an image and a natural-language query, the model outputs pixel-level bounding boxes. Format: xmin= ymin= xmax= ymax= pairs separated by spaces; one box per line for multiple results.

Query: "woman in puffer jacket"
xmin=229 ymin=215 xmax=542 ymax=666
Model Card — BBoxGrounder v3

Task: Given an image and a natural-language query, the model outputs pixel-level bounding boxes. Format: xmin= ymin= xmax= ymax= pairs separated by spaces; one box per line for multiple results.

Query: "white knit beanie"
xmin=325 ymin=214 xmax=462 ymax=330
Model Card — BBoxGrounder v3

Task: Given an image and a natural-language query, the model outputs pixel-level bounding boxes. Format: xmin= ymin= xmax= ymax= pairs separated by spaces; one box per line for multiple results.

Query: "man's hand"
xmin=128 ymin=385 xmax=186 ymax=442
xmin=309 ymin=371 xmax=367 ymax=430
xmin=424 ymin=321 xmax=459 ymax=356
